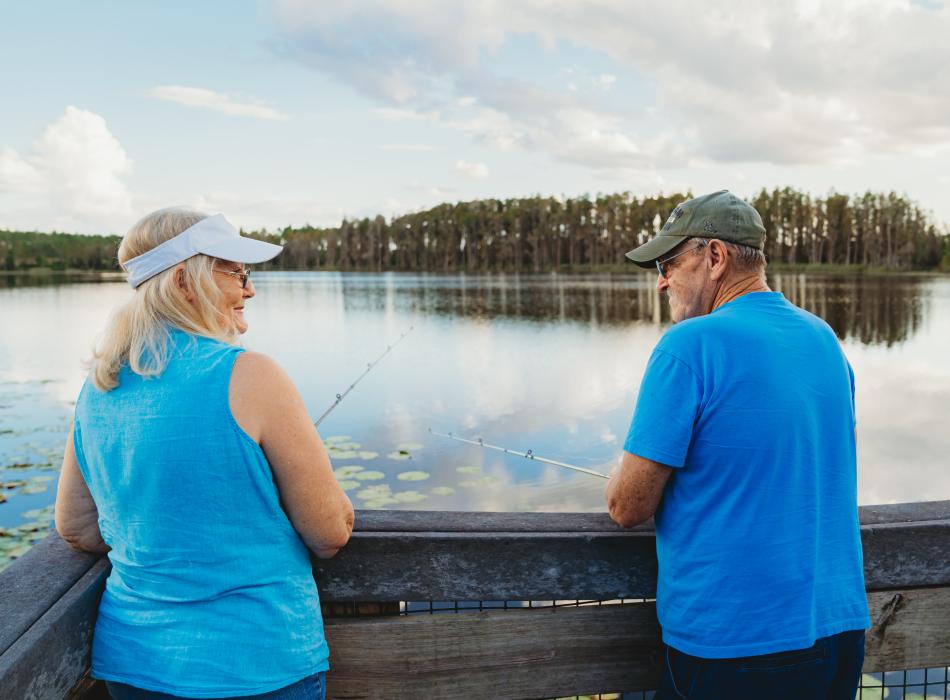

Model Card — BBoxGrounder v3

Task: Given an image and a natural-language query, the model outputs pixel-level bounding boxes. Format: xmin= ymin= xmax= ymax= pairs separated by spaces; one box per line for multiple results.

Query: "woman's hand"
xmin=54 ymin=426 xmax=110 ymax=554
xmin=230 ymin=352 xmax=355 ymax=557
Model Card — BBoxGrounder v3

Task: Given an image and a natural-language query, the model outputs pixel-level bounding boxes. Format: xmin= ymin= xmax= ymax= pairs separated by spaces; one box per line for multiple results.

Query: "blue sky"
xmin=2 ymin=0 xmax=949 ymax=234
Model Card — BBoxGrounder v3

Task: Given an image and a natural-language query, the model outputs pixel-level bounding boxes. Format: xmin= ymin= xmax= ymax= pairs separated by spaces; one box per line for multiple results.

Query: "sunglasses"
xmin=213 ymin=267 xmax=251 ymax=289
xmin=655 ymin=242 xmax=704 ymax=279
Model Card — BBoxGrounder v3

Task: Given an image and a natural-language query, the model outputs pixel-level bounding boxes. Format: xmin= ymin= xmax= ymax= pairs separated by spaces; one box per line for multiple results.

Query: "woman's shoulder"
xmin=231 ymin=351 xmax=297 ymax=402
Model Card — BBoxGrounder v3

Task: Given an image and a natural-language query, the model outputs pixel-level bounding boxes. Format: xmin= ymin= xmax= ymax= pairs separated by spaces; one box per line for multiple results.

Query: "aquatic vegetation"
xmin=397 ymin=442 xmax=424 ymax=452
xmin=456 ymin=466 xmax=482 ymax=475
xmin=353 ymin=470 xmax=386 ymax=481
xmin=333 ymin=465 xmax=365 ymax=478
xmin=0 ymin=505 xmax=54 ymax=572
xmin=337 ymin=480 xmax=360 ymax=491
xmin=328 ymin=450 xmax=360 ymax=460
xmin=334 ymin=442 xmax=361 ymax=451
xmin=362 ymin=497 xmax=399 ymax=509
xmin=397 ymin=471 xmax=430 ymax=481
xmin=356 ymin=484 xmax=392 ymax=501
xmin=324 ymin=435 xmax=351 ymax=444
xmin=391 ymin=491 xmax=426 ymax=504
xmin=386 ymin=451 xmax=411 ymax=461
xmin=430 ymin=486 xmax=455 ymax=496
xmin=357 ymin=450 xmax=379 ymax=460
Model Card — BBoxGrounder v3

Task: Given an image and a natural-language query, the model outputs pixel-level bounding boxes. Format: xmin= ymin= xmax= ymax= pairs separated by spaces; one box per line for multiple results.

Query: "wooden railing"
xmin=1 ymin=501 xmax=948 ymax=699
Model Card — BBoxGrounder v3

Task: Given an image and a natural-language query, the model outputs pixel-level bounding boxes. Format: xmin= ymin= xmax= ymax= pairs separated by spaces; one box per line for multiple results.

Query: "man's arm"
xmin=604 ymin=450 xmax=674 ymax=528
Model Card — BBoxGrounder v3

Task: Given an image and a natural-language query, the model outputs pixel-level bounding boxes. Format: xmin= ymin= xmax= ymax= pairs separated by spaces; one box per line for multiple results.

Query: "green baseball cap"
xmin=625 ymin=190 xmax=766 ymax=268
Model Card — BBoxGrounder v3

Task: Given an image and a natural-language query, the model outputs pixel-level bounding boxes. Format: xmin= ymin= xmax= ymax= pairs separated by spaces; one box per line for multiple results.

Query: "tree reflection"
xmin=341 ymin=272 xmax=930 ymax=347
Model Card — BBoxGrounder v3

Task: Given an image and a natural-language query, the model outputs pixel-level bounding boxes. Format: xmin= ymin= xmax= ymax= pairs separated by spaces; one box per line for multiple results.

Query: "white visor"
xmin=123 ymin=214 xmax=283 ymax=288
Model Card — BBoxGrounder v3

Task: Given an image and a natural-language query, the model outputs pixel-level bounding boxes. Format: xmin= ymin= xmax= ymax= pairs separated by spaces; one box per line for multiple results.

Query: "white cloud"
xmin=379 ymin=143 xmax=436 ymax=151
xmin=0 ymin=106 xmax=133 ymax=232
xmin=455 ymin=159 xmax=489 ymax=179
xmin=270 ymin=0 xmax=950 ymax=169
xmin=148 ymin=85 xmax=289 ymax=121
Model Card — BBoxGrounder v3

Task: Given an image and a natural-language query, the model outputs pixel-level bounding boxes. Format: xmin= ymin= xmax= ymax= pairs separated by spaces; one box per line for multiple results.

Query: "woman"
xmin=54 ymin=208 xmax=354 ymax=699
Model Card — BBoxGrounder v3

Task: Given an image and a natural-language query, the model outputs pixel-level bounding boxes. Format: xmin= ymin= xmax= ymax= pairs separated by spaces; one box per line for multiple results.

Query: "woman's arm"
xmin=54 ymin=426 xmax=109 ymax=553
xmin=230 ymin=352 xmax=355 ymax=558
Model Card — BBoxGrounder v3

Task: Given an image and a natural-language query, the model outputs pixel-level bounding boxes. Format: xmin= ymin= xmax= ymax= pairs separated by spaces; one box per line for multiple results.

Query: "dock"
xmin=1 ymin=501 xmax=948 ymax=698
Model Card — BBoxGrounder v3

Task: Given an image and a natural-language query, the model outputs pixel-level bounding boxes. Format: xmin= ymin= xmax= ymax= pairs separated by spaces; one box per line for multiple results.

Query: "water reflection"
xmin=769 ymin=273 xmax=928 ymax=347
xmin=0 ymin=271 xmax=947 ymax=550
xmin=315 ymin=272 xmax=934 ymax=346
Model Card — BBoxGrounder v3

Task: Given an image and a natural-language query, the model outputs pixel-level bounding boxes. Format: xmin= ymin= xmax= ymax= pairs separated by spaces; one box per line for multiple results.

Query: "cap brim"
xmin=199 ymin=235 xmax=283 ymax=264
xmin=624 ymin=234 xmax=689 ymax=268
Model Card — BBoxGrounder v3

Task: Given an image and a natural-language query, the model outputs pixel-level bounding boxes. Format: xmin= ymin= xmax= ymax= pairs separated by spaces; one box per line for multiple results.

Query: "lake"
xmin=1 ymin=271 xmax=948 ymax=569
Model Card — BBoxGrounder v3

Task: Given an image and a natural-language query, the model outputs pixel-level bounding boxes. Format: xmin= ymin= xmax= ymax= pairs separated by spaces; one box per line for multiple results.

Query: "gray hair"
xmin=691 ymin=238 xmax=766 ymax=274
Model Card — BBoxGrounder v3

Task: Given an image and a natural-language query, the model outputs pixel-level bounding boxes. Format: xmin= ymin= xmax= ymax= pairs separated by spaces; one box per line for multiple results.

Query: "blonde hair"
xmin=89 ymin=208 xmax=238 ymax=391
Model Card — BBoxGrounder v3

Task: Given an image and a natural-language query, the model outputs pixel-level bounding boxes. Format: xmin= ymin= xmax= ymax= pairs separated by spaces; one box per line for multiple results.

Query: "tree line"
xmin=2 ymin=188 xmax=947 ymax=273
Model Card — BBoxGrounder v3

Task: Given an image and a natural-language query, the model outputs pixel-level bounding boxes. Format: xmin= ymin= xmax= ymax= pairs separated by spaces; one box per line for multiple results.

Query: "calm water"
xmin=1 ymin=271 xmax=949 ymax=567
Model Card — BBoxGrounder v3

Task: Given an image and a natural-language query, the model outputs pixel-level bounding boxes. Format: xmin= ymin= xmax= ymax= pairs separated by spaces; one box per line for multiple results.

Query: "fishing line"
xmin=428 ymin=428 xmax=610 ymax=479
xmin=314 ymin=326 xmax=414 ymax=428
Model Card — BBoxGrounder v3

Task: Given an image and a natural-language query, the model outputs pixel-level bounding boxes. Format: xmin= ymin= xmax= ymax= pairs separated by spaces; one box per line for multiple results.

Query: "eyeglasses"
xmin=655 ymin=242 xmax=704 ymax=279
xmin=213 ymin=267 xmax=251 ymax=289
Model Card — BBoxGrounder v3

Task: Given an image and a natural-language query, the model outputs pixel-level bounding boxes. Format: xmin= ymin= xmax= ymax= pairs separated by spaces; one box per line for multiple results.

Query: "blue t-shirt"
xmin=624 ymin=292 xmax=870 ymax=658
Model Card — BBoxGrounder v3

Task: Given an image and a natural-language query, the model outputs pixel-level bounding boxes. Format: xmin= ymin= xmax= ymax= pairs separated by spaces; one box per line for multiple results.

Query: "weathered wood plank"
xmin=322 ymin=587 xmax=950 ymax=698
xmin=315 ymin=515 xmax=950 ymax=600
xmin=0 ymin=559 xmax=109 ymax=699
xmin=864 ymin=587 xmax=950 ymax=672
xmin=352 ymin=500 xmax=950 ymax=533
xmin=859 ymin=501 xmax=950 ymax=525
xmin=323 ymin=602 xmax=662 ymax=699
xmin=861 ymin=520 xmax=950 ymax=590
xmin=0 ymin=533 xmax=100 ymax=656
xmin=315 ymin=530 xmax=659 ymax=601
xmin=353 ymin=510 xmax=652 ymax=533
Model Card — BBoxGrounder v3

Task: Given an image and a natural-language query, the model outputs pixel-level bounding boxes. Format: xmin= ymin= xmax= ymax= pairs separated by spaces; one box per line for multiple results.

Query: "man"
xmin=604 ymin=191 xmax=870 ymax=699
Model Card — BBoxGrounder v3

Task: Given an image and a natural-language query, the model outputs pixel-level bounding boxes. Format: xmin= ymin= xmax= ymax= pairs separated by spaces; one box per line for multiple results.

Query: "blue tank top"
xmin=73 ymin=328 xmax=328 ymax=697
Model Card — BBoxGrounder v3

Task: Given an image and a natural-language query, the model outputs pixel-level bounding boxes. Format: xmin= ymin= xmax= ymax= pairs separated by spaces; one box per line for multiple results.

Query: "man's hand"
xmin=604 ymin=450 xmax=674 ymax=528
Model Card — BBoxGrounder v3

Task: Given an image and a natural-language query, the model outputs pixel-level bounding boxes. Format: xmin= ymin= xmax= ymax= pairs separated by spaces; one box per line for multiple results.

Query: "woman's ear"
xmin=176 ymin=265 xmax=196 ymax=302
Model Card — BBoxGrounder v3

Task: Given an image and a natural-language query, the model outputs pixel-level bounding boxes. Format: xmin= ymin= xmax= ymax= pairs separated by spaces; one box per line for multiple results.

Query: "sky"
xmin=1 ymin=0 xmax=949 ymax=235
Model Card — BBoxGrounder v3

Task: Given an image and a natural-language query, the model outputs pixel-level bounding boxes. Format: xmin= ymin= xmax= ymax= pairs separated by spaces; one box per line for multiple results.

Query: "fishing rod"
xmin=427 ymin=428 xmax=610 ymax=479
xmin=314 ymin=326 xmax=414 ymax=428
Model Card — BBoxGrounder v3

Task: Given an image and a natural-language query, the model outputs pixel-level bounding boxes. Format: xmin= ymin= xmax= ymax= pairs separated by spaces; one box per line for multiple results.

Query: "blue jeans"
xmin=656 ymin=630 xmax=865 ymax=700
xmin=105 ymin=672 xmax=326 ymax=700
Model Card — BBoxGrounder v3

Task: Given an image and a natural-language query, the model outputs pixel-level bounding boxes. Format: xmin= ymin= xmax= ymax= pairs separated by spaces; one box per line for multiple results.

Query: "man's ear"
xmin=176 ymin=265 xmax=195 ymax=302
xmin=707 ymin=240 xmax=730 ymax=281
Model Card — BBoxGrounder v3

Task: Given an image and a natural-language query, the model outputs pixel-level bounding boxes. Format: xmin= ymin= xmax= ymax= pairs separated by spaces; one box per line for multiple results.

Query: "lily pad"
xmin=354 ymin=470 xmax=386 ymax=481
xmin=392 ymin=491 xmax=427 ymax=503
xmin=363 ymin=497 xmax=399 ymax=509
xmin=431 ymin=486 xmax=455 ymax=496
xmin=397 ymin=442 xmax=425 ymax=452
xmin=333 ymin=465 xmax=365 ymax=478
xmin=356 ymin=485 xmax=392 ymax=500
xmin=456 ymin=466 xmax=482 ymax=475
xmin=337 ymin=480 xmax=361 ymax=491
xmin=1 ymin=480 xmax=27 ymax=490
xmin=386 ymin=451 xmax=411 ymax=461
xmin=324 ymin=435 xmax=351 ymax=444
xmin=329 ymin=441 xmax=361 ymax=451
xmin=328 ymin=450 xmax=360 ymax=460
xmin=357 ymin=450 xmax=379 ymax=460
xmin=397 ymin=470 xmax=430 ymax=482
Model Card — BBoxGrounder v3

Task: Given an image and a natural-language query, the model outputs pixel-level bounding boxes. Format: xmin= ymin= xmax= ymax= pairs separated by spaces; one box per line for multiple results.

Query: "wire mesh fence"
xmin=325 ymin=598 xmax=950 ymax=700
